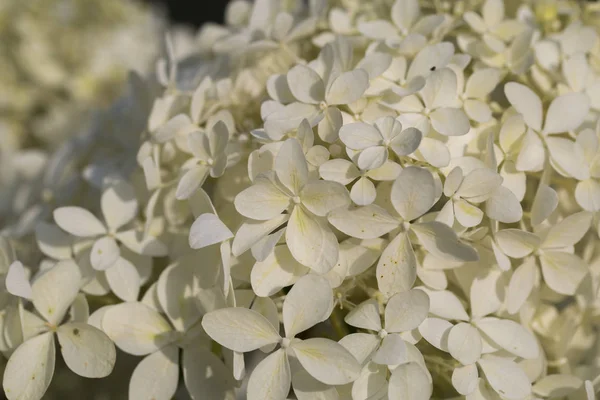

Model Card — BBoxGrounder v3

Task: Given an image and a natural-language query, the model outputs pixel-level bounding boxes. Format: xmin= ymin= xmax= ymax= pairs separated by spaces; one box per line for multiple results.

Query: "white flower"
xmin=233 ymin=138 xmax=349 ymax=273
xmin=202 ymin=275 xmax=361 ymax=400
xmin=3 ymin=261 xmax=116 ymax=400
xmin=329 ymin=166 xmax=478 ymax=297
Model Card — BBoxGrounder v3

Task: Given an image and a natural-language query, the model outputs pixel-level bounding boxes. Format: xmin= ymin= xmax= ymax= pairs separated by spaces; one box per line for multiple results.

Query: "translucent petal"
xmin=475 ymin=317 xmax=538 ymax=359
xmin=189 ymin=213 xmax=233 ymax=249
xmin=328 ymin=204 xmax=399 ymax=239
xmin=287 ymin=65 xmax=325 ymax=104
xmin=539 ymin=251 xmax=588 ymax=295
xmin=276 ymin=138 xmax=309 ymax=194
xmin=391 ymin=166 xmax=435 ymax=221
xmin=371 ymin=333 xmax=406 ymax=365
xmin=90 ymin=236 xmax=120 ymax=271
xmin=103 ymin=302 xmax=174 ymax=356
xmin=56 ymin=322 xmax=115 ymax=378
xmin=53 ymin=207 xmax=106 ymax=237
xmin=101 ymin=181 xmax=138 ymax=231
xmin=283 ymin=274 xmax=332 ymax=338
xmin=344 ymin=298 xmax=382 ymax=331
xmin=286 ymin=205 xmax=338 ymax=274
xmin=246 ymin=349 xmax=290 ymax=400
xmin=339 ymin=122 xmax=383 ymax=150
xmin=430 ymin=108 xmax=471 ymax=137
xmin=376 ymin=232 xmax=417 ymax=297
xmin=129 ymin=345 xmax=179 ymax=400
xmin=105 ymin=257 xmax=141 ymax=302
xmin=478 ymin=355 xmax=532 ymax=399
xmin=6 ymin=261 xmax=32 ymax=300
xmin=504 ymin=82 xmax=543 ymax=131
xmin=300 ymin=181 xmax=350 ymax=216
xmin=326 ymin=69 xmax=369 ymax=105
xmin=32 ymin=260 xmax=81 ymax=325
xmin=385 ymin=289 xmax=429 ymax=332
xmin=183 ymin=347 xmax=236 ymax=400
xmin=388 ymin=362 xmax=432 ymax=400
xmin=544 ymin=92 xmax=590 ymax=135
xmin=448 ymin=323 xmax=482 ymax=365
xmin=251 ymin=246 xmax=308 ymax=297
xmin=291 ymin=338 xmax=361 ymax=385
xmin=3 ymin=332 xmax=55 ymax=400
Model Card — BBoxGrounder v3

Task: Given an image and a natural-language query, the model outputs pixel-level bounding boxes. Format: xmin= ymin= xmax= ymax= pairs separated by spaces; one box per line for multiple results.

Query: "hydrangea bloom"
xmin=2 ymin=0 xmax=600 ymax=399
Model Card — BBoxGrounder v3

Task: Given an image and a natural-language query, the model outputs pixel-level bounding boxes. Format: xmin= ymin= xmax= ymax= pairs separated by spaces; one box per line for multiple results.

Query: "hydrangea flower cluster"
xmin=2 ymin=0 xmax=600 ymax=399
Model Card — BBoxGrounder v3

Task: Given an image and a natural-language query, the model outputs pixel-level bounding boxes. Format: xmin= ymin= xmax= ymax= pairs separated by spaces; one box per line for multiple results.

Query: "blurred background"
xmin=144 ymin=0 xmax=229 ymax=26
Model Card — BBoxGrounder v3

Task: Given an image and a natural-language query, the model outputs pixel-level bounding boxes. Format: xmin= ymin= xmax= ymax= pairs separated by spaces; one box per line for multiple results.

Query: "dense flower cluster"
xmin=2 ymin=0 xmax=600 ymax=399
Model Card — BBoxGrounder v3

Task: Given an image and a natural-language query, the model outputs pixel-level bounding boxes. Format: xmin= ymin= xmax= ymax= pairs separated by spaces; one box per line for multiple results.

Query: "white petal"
xmin=515 ymin=129 xmax=545 ymax=172
xmin=283 ymin=274 xmax=333 ymax=338
xmin=388 ymin=362 xmax=433 ymax=400
xmin=103 ymin=302 xmax=174 ymax=355
xmin=344 ymin=298 xmax=382 ymax=331
xmin=454 ymin=199 xmax=483 ymax=227
xmin=328 ymin=204 xmax=398 ymax=239
xmin=495 ymin=229 xmax=540 ymax=258
xmin=319 ymin=159 xmax=360 ymax=184
xmin=390 ymin=127 xmax=422 ymax=156
xmin=391 ymin=166 xmax=435 ymax=221
xmin=376 ymin=232 xmax=417 ymax=297
xmin=6 ymin=261 xmax=32 ymax=300
xmin=542 ymin=211 xmax=592 ymax=249
xmin=286 ymin=206 xmax=338 ymax=274
xmin=506 ymin=258 xmax=537 ymax=314
xmin=339 ymin=333 xmax=381 ymax=365
xmin=465 ymin=68 xmax=501 ymax=99
xmin=287 ymin=65 xmax=325 ymax=104
xmin=539 ymin=251 xmax=588 ymax=295
xmin=276 ymin=138 xmax=309 ymax=194
xmin=318 ymin=106 xmax=343 ymax=143
xmin=411 ymin=221 xmax=479 ymax=262
xmin=485 ymin=186 xmax=523 ymax=223
xmin=448 ymin=323 xmax=482 ymax=365
xmin=129 ymin=345 xmax=179 ymax=400
xmin=189 ymin=213 xmax=233 ymax=249
xmin=575 ymin=179 xmax=600 ymax=212
xmin=371 ymin=333 xmax=406 ymax=365
xmin=452 ymin=364 xmax=479 ymax=395
xmin=32 ymin=260 xmax=82 ymax=325
xmin=234 ymin=176 xmax=290 ymax=220
xmin=251 ymin=246 xmax=308 ymax=297
xmin=232 ymin=215 xmax=289 ymax=256
xmin=291 ymin=338 xmax=361 ymax=385
xmin=292 ymin=369 xmax=340 ymax=400
xmin=175 ymin=165 xmax=210 ymax=200
xmin=407 ymin=42 xmax=455 ymax=81
xmin=35 ymin=222 xmax=72 ymax=260
xmin=543 ymin=92 xmax=590 ymax=134
xmin=547 ymin=137 xmax=589 ymax=180
xmin=350 ymin=177 xmax=377 ymax=206
xmin=101 ymin=181 xmax=138 ymax=231
xmin=531 ymin=183 xmax=558 ymax=225
xmin=475 ymin=317 xmax=539 ymax=359
xmin=357 ymin=146 xmax=388 ymax=171
xmin=430 ymin=108 xmax=471 ymax=136
xmin=384 ymin=289 xmax=429 ymax=333
xmin=504 ymin=82 xmax=543 ymax=131
xmin=456 ymin=168 xmax=503 ymax=201
xmin=183 ymin=347 xmax=236 ymax=400
xmin=478 ymin=355 xmax=532 ymax=399
xmin=105 ymin=257 xmax=141 ymax=302
xmin=420 ymin=68 xmax=458 ymax=109
xmin=464 ymin=99 xmax=492 ymax=123
xmin=202 ymin=307 xmax=281 ymax=352
xmin=53 ymin=207 xmax=106 ymax=237
xmin=301 ymin=181 xmax=350 ymax=216
xmin=90 ymin=236 xmax=120 ymax=271
xmin=358 ymin=20 xmax=398 ymax=39
xmin=339 ymin=122 xmax=383 ymax=150
xmin=470 ymin=269 xmax=505 ymax=318
xmin=532 ymin=374 xmax=584 ymax=398
xmin=420 ymin=289 xmax=469 ymax=321
xmin=326 ymin=69 xmax=369 ymax=105
xmin=56 ymin=322 xmax=115 ymax=378
xmin=3 ymin=332 xmax=55 ymax=400
xmin=247 ymin=349 xmax=291 ymax=400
